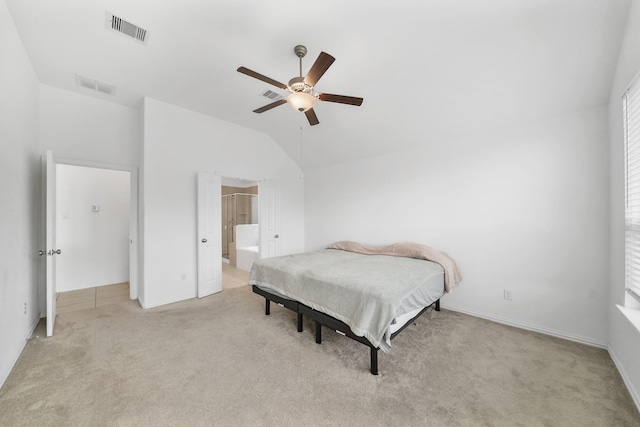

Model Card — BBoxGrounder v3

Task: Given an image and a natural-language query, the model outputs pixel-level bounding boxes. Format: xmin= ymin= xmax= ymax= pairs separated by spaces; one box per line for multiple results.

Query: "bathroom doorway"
xmin=220 ymin=177 xmax=259 ymax=288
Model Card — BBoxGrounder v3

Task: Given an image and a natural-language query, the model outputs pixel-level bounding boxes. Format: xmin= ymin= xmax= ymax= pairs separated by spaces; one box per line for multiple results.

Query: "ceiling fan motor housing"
xmin=288 ymin=77 xmax=313 ymax=94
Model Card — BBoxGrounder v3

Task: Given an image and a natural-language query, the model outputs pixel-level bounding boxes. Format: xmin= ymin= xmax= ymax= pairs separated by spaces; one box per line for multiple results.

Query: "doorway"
xmin=40 ymin=153 xmax=139 ymax=336
xmin=56 ymin=164 xmax=130 ymax=293
xmin=197 ymin=175 xmax=282 ymax=297
xmin=221 ymin=177 xmax=259 ymax=290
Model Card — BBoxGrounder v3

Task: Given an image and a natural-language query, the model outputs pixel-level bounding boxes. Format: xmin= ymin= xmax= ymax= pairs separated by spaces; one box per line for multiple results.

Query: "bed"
xmin=249 ymin=241 xmax=461 ymax=375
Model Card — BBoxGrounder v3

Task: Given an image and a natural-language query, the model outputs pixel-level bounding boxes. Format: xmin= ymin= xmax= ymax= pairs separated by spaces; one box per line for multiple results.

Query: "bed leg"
xmin=265 ymin=299 xmax=270 ymax=315
xmin=297 ymin=312 xmax=303 ymax=332
xmin=371 ymin=348 xmax=379 ymax=375
xmin=435 ymin=299 xmax=440 ymax=312
xmin=315 ymin=321 xmax=322 ymax=344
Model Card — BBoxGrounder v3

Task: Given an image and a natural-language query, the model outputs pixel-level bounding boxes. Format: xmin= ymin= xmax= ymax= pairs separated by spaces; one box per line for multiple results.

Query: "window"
xmin=624 ymin=78 xmax=640 ymax=303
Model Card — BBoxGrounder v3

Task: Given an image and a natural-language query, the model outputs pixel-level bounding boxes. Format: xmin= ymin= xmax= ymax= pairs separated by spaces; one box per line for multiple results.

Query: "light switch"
xmin=91 ymin=205 xmax=100 ymax=213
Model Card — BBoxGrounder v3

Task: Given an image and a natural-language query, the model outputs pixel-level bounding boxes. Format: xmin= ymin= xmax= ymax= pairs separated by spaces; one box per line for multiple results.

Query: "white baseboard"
xmin=27 ymin=314 xmax=41 ymax=337
xmin=608 ymin=345 xmax=640 ymax=413
xmin=0 ymin=314 xmax=42 ymax=390
xmin=441 ymin=303 xmax=608 ymax=349
xmin=138 ymin=292 xmax=196 ymax=309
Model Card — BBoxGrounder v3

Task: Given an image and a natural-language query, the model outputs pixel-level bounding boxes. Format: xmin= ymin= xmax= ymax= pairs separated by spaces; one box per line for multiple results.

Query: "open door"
xmin=45 ymin=150 xmax=58 ymax=337
xmin=259 ymin=182 xmax=280 ymax=259
xmin=197 ymin=172 xmax=222 ymax=297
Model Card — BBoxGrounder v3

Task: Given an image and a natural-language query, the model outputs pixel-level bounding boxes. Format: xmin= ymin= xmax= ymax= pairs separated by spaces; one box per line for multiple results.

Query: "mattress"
xmin=250 ymin=249 xmax=445 ymax=351
xmin=388 ymin=306 xmax=424 ymax=335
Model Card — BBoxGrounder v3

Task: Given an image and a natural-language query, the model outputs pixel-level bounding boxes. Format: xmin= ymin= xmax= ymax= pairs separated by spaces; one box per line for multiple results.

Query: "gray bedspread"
xmin=248 ymin=249 xmax=444 ymax=351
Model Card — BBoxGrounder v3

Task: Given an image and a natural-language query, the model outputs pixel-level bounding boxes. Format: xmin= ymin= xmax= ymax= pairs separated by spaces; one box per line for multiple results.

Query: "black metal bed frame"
xmin=252 ymin=285 xmax=440 ymax=375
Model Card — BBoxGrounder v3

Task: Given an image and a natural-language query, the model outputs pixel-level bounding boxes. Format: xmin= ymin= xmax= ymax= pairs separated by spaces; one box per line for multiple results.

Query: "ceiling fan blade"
xmin=305 ymin=108 xmax=319 ymax=126
xmin=318 ymin=93 xmax=364 ymax=106
xmin=304 ymin=52 xmax=335 ymax=86
xmin=253 ymin=99 xmax=287 ymax=113
xmin=237 ymin=66 xmax=287 ymax=90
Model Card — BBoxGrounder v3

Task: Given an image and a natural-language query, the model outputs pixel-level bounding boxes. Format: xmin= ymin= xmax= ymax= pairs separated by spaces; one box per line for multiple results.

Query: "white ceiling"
xmin=5 ymin=0 xmax=631 ymax=170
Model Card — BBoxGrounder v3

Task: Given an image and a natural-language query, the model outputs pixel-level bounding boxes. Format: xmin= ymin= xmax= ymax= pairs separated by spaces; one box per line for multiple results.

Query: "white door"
xmin=259 ymin=182 xmax=280 ymax=259
xmin=45 ymin=150 xmax=57 ymax=337
xmin=197 ymin=172 xmax=222 ymax=297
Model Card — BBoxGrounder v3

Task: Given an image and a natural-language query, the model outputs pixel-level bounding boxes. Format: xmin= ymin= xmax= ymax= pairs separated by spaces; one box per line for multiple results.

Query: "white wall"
xmin=38 ymin=83 xmax=141 ymax=302
xmin=305 ymin=106 xmax=610 ymax=346
xmin=56 ymin=165 xmax=130 ymax=291
xmin=0 ymin=0 xmax=40 ymax=388
xmin=141 ymin=98 xmax=304 ymax=308
xmin=39 ymin=84 xmax=139 ymax=168
xmin=608 ymin=0 xmax=640 ymax=409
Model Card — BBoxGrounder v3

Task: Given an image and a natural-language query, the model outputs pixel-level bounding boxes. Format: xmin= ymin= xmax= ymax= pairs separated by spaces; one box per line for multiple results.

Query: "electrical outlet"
xmin=23 ymin=302 xmax=27 ymax=314
xmin=504 ymin=289 xmax=512 ymax=301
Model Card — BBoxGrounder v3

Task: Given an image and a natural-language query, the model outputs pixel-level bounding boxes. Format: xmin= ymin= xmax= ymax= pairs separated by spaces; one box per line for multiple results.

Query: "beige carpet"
xmin=1 ymin=285 xmax=638 ymax=426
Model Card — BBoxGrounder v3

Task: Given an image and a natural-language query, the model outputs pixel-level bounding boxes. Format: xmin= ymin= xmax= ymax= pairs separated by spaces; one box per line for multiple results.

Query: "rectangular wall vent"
xmin=260 ymin=89 xmax=284 ymax=101
xmin=75 ymin=74 xmax=116 ymax=96
xmin=105 ymin=11 xmax=148 ymax=45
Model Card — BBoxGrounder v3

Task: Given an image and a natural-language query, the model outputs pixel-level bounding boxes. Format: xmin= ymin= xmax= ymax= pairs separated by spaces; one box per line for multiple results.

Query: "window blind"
xmin=624 ymin=78 xmax=640 ymax=299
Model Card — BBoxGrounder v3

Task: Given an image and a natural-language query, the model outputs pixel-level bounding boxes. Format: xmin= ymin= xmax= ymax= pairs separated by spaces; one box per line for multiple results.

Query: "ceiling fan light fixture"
xmin=287 ymin=91 xmax=317 ymax=112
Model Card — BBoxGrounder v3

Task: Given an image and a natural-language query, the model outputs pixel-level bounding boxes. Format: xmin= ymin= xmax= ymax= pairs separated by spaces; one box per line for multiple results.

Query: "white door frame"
xmin=49 ymin=157 xmax=139 ymax=302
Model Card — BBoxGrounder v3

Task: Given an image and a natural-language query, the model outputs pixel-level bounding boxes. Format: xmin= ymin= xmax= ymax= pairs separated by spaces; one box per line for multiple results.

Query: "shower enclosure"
xmin=221 ymin=190 xmax=258 ymax=260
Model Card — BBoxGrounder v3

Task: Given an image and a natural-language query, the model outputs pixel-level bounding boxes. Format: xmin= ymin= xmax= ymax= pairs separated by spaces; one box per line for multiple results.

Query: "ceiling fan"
xmin=237 ymin=45 xmax=363 ymax=126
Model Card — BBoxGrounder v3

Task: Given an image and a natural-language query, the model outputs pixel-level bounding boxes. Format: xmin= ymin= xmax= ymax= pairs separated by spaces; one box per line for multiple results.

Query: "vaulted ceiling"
xmin=5 ymin=0 xmax=631 ymax=170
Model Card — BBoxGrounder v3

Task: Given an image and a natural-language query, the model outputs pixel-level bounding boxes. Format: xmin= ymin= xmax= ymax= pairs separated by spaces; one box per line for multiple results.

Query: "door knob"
xmin=53 ymin=249 xmax=61 ymax=255
xmin=202 ymin=238 xmax=207 ymax=243
xmin=38 ymin=250 xmax=45 ymax=256
xmin=274 ymin=234 xmax=279 ymax=239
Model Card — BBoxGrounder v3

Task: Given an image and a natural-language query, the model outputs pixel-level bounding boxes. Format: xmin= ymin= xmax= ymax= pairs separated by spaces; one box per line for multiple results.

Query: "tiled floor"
xmin=56 ymin=265 xmax=249 ymax=314
xmin=222 ymin=263 xmax=250 ymax=289
xmin=56 ymin=282 xmax=130 ymax=314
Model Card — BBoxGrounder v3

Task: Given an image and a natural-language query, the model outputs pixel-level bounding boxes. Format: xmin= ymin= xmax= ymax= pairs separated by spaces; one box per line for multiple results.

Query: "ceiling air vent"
xmin=260 ymin=89 xmax=284 ymax=101
xmin=75 ymin=74 xmax=116 ymax=96
xmin=105 ymin=11 xmax=148 ymax=45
